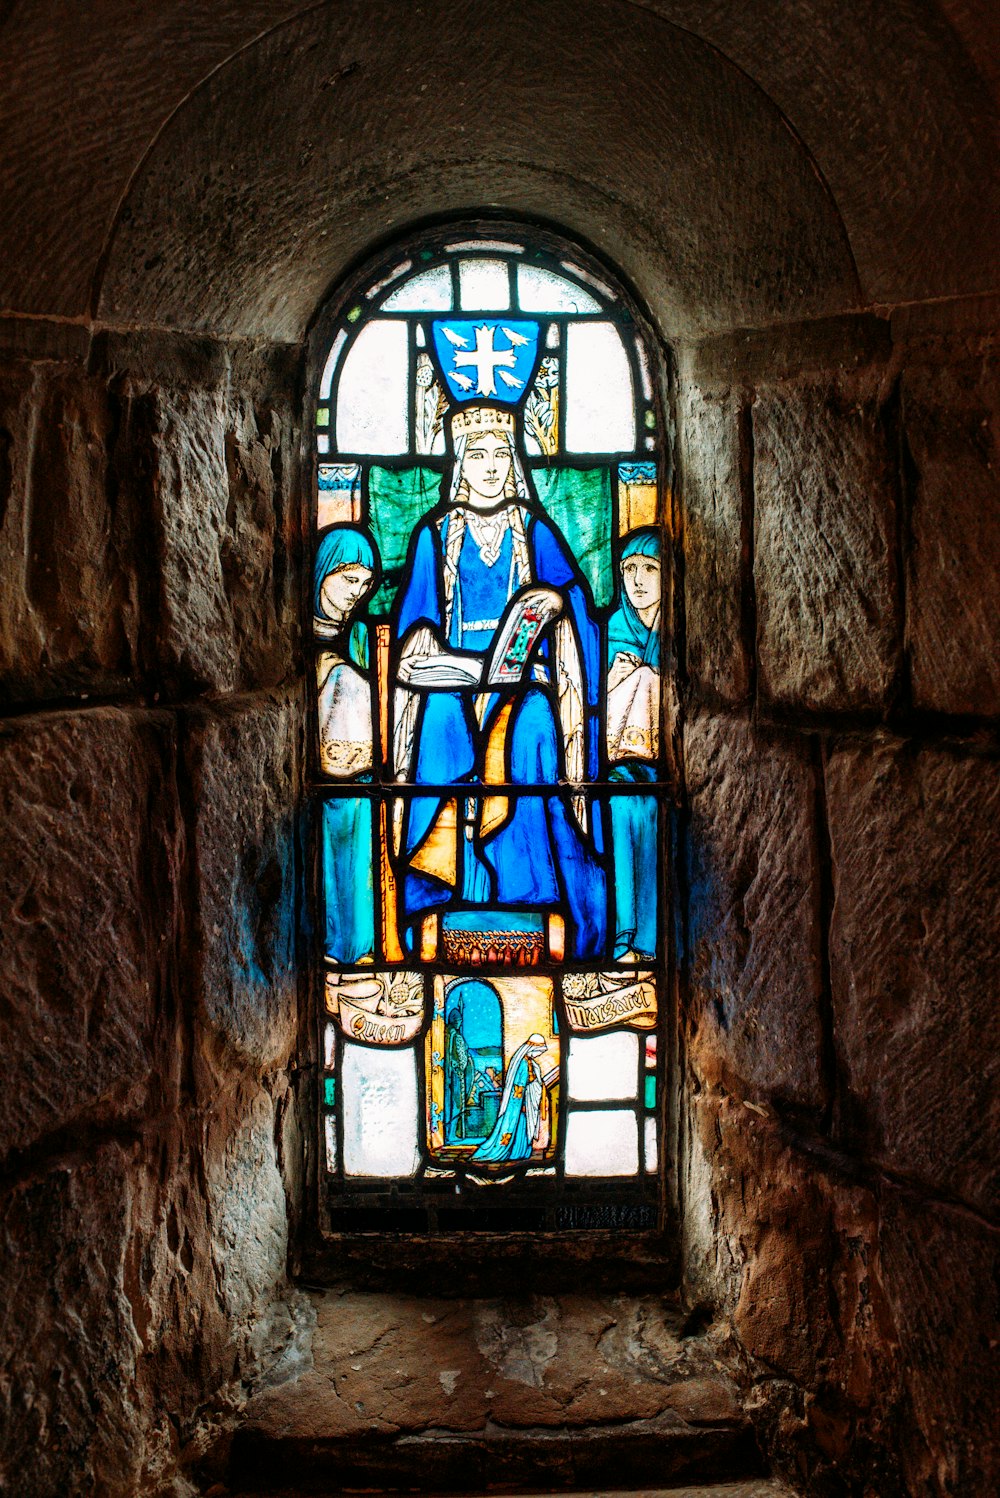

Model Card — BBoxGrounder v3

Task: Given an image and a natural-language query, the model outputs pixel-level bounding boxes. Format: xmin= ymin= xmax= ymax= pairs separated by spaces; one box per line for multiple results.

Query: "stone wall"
xmin=0 ymin=327 xmax=309 ymax=1497
xmin=675 ymin=300 xmax=1000 ymax=1496
xmin=2 ymin=292 xmax=995 ymax=1498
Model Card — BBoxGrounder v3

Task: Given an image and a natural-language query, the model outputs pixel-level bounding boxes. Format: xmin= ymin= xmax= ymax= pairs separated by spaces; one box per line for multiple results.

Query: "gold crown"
xmin=449 ymin=403 xmax=516 ymax=436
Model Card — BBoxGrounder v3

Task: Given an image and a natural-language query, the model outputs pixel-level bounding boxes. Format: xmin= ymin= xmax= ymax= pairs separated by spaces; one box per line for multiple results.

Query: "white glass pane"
xmin=320 ymin=329 xmax=347 ymax=399
xmin=382 ymin=264 xmax=452 ymax=311
xmin=342 ymin=1042 xmax=420 ymax=1177
xmin=335 ymin=320 xmax=409 ymax=454
xmin=565 ymin=322 xmax=635 ymax=453
xmin=446 ymin=239 xmax=524 ymax=253
xmin=325 ymin=1114 xmax=337 ymax=1173
xmin=324 ymin=1021 xmax=336 ymax=1068
xmin=560 ymin=260 xmax=616 ymax=300
xmin=517 ymin=264 xmax=602 ymax=314
xmin=564 ymin=1110 xmax=639 ymax=1176
xmin=366 ymin=260 xmax=412 ymax=299
xmin=635 ymin=336 xmax=653 ymax=400
xmin=567 ymin=1032 xmax=639 ymax=1101
xmin=317 ymin=433 xmax=330 ymax=453
xmin=644 ymin=1116 xmax=658 ymax=1174
xmin=459 ymin=258 xmax=509 ymax=310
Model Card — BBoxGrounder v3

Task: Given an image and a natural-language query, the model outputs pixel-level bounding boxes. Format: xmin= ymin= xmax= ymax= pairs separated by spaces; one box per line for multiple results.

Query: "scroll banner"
xmin=326 ymin=971 xmax=423 ymax=1047
xmin=563 ymin=976 xmax=657 ymax=1033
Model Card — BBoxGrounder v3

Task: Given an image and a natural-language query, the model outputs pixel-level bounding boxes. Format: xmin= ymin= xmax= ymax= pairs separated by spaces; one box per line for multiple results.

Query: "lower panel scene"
xmin=321 ymin=967 xmax=661 ymax=1230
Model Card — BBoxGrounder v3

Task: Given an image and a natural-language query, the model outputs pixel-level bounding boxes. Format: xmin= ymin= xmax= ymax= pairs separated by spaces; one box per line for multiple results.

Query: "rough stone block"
xmin=236 ymin=1286 xmax=749 ymax=1493
xmin=0 ymin=1088 xmax=294 ymax=1498
xmin=753 ymin=376 xmax=900 ymax=713
xmin=203 ymin=1084 xmax=291 ymax=1350
xmin=0 ymin=1141 xmax=152 ymax=1497
xmin=682 ymin=1088 xmax=900 ymax=1489
xmin=880 ymin=1186 xmax=1000 ymax=1496
xmin=679 ymin=384 xmax=751 ymax=704
xmin=0 ymin=708 xmax=181 ymax=1158
xmin=183 ymin=690 xmax=300 ymax=1071
xmin=122 ymin=380 xmax=295 ymax=694
xmin=826 ymin=739 xmax=1000 ymax=1213
xmin=684 ymin=711 xmax=825 ymax=1111
xmin=0 ymin=363 xmax=139 ymax=704
xmin=903 ymin=357 xmax=1000 ymax=717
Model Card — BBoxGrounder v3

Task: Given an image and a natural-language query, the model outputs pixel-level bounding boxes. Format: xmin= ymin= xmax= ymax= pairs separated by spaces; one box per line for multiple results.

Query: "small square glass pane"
xmin=564 ymin=1110 xmax=640 ymax=1176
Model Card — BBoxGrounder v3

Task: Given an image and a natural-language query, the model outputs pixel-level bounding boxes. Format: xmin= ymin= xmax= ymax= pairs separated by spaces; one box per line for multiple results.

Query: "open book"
xmin=484 ymin=586 xmax=563 ymax=686
xmin=400 ymin=586 xmax=563 ymax=689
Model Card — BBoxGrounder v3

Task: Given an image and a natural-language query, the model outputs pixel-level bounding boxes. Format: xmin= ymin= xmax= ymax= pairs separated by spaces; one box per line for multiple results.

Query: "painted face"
xmin=460 ymin=431 xmax=512 ymax=505
xmin=320 ymin=563 xmax=373 ymax=622
xmin=622 ymin=554 xmax=661 ymax=615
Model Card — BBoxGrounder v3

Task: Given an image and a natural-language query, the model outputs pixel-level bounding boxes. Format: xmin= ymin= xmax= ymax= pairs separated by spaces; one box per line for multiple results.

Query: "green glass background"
xmin=367 ymin=464 xmax=613 ymax=616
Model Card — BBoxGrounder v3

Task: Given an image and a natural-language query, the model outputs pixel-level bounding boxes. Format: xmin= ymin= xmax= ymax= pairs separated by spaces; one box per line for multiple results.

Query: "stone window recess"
xmin=307 ymin=224 xmax=676 ymax=1235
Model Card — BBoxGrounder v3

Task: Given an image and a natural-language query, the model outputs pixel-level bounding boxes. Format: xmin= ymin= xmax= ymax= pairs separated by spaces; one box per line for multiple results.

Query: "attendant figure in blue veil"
xmin=472 ymin=1034 xmax=549 ymax=1162
xmin=391 ymin=391 xmax=606 ymax=959
xmin=606 ymin=529 xmax=662 ymax=962
xmin=315 ymin=526 xmax=381 ymax=965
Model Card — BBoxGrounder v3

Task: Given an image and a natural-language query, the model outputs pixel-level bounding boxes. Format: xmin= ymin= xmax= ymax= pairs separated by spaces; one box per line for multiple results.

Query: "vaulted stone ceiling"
xmin=1 ymin=0 xmax=997 ymax=338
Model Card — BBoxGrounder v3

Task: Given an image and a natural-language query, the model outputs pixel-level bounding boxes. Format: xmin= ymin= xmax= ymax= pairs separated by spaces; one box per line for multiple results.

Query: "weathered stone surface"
xmin=0 ymin=1089 xmax=297 ymax=1498
xmin=241 ymin=1290 xmax=744 ymax=1439
xmin=183 ymin=689 xmax=300 ymax=1071
xmin=903 ymin=357 xmax=1000 ymax=717
xmin=0 ymin=363 xmax=139 ymax=704
xmin=94 ymin=3 xmax=858 ymax=341
xmin=679 ymin=383 xmax=752 ymax=705
xmin=123 ymin=379 xmax=295 ymax=695
xmin=826 ymin=739 xmax=1000 ymax=1213
xmin=880 ymin=1186 xmax=1000 ymax=1497
xmin=202 ymin=1084 xmax=292 ymax=1366
xmin=0 ymin=1141 xmax=151 ymax=1498
xmin=684 ymin=710 xmax=825 ymax=1111
xmin=233 ymin=1289 xmax=755 ymax=1491
xmin=682 ymin=1087 xmax=903 ymax=1493
xmin=753 ymin=376 xmax=900 ymax=713
xmin=229 ymin=1486 xmax=796 ymax=1498
xmin=0 ymin=707 xmax=181 ymax=1158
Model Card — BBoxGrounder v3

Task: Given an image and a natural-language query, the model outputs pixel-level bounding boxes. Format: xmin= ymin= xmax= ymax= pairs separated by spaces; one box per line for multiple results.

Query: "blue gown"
xmin=607 ymin=590 xmax=660 ymax=960
xmin=472 ymin=1052 xmax=541 ymax=1162
xmin=394 ymin=505 xmax=606 ymax=957
xmin=320 ymin=622 xmax=375 ymax=965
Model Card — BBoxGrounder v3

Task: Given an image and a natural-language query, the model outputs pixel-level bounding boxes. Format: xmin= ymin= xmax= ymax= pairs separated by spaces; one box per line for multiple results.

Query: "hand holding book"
xmin=484 ymin=586 xmax=564 ymax=686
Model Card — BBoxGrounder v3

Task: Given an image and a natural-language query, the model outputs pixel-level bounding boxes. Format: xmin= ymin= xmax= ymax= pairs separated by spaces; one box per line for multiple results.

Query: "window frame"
xmin=300 ymin=218 xmax=680 ymax=1275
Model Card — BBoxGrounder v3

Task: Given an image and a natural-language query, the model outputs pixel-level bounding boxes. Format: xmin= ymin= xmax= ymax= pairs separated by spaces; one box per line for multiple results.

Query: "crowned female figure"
xmin=391 ymin=322 xmax=606 ymax=958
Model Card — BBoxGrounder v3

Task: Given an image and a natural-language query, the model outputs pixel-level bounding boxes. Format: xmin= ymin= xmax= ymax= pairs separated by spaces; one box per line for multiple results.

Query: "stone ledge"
xmin=226 ymin=1291 xmax=763 ymax=1494
xmin=225 ymin=1485 xmax=796 ymax=1498
xmin=228 ymin=1417 xmax=763 ymax=1495
xmin=226 ymin=1486 xmax=796 ymax=1498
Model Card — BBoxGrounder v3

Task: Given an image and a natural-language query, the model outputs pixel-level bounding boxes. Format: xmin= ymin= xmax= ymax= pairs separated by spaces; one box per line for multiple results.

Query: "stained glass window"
xmin=310 ymin=229 xmax=670 ymax=1232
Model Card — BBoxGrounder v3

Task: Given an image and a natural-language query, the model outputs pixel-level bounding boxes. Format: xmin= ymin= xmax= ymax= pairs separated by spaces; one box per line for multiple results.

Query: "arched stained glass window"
xmin=310 ymin=227 xmax=671 ymax=1232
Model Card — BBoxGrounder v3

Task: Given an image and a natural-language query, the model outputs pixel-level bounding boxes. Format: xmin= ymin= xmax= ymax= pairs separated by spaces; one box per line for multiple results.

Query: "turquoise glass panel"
xmin=608 ymin=792 xmax=657 ymax=961
xmin=321 ymin=796 xmax=374 ymax=964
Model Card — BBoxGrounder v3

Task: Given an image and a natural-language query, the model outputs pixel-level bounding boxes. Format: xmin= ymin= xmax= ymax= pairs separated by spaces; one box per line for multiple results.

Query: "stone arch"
xmin=95 ymin=0 xmax=860 ymax=341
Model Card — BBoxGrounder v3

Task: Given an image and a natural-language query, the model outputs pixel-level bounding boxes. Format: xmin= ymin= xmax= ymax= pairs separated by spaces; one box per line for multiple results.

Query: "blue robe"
xmin=320 ymin=623 xmax=375 ymax=964
xmin=472 ymin=1052 xmax=541 ymax=1162
xmin=394 ymin=504 xmax=606 ymax=957
xmin=607 ymin=589 xmax=659 ymax=960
